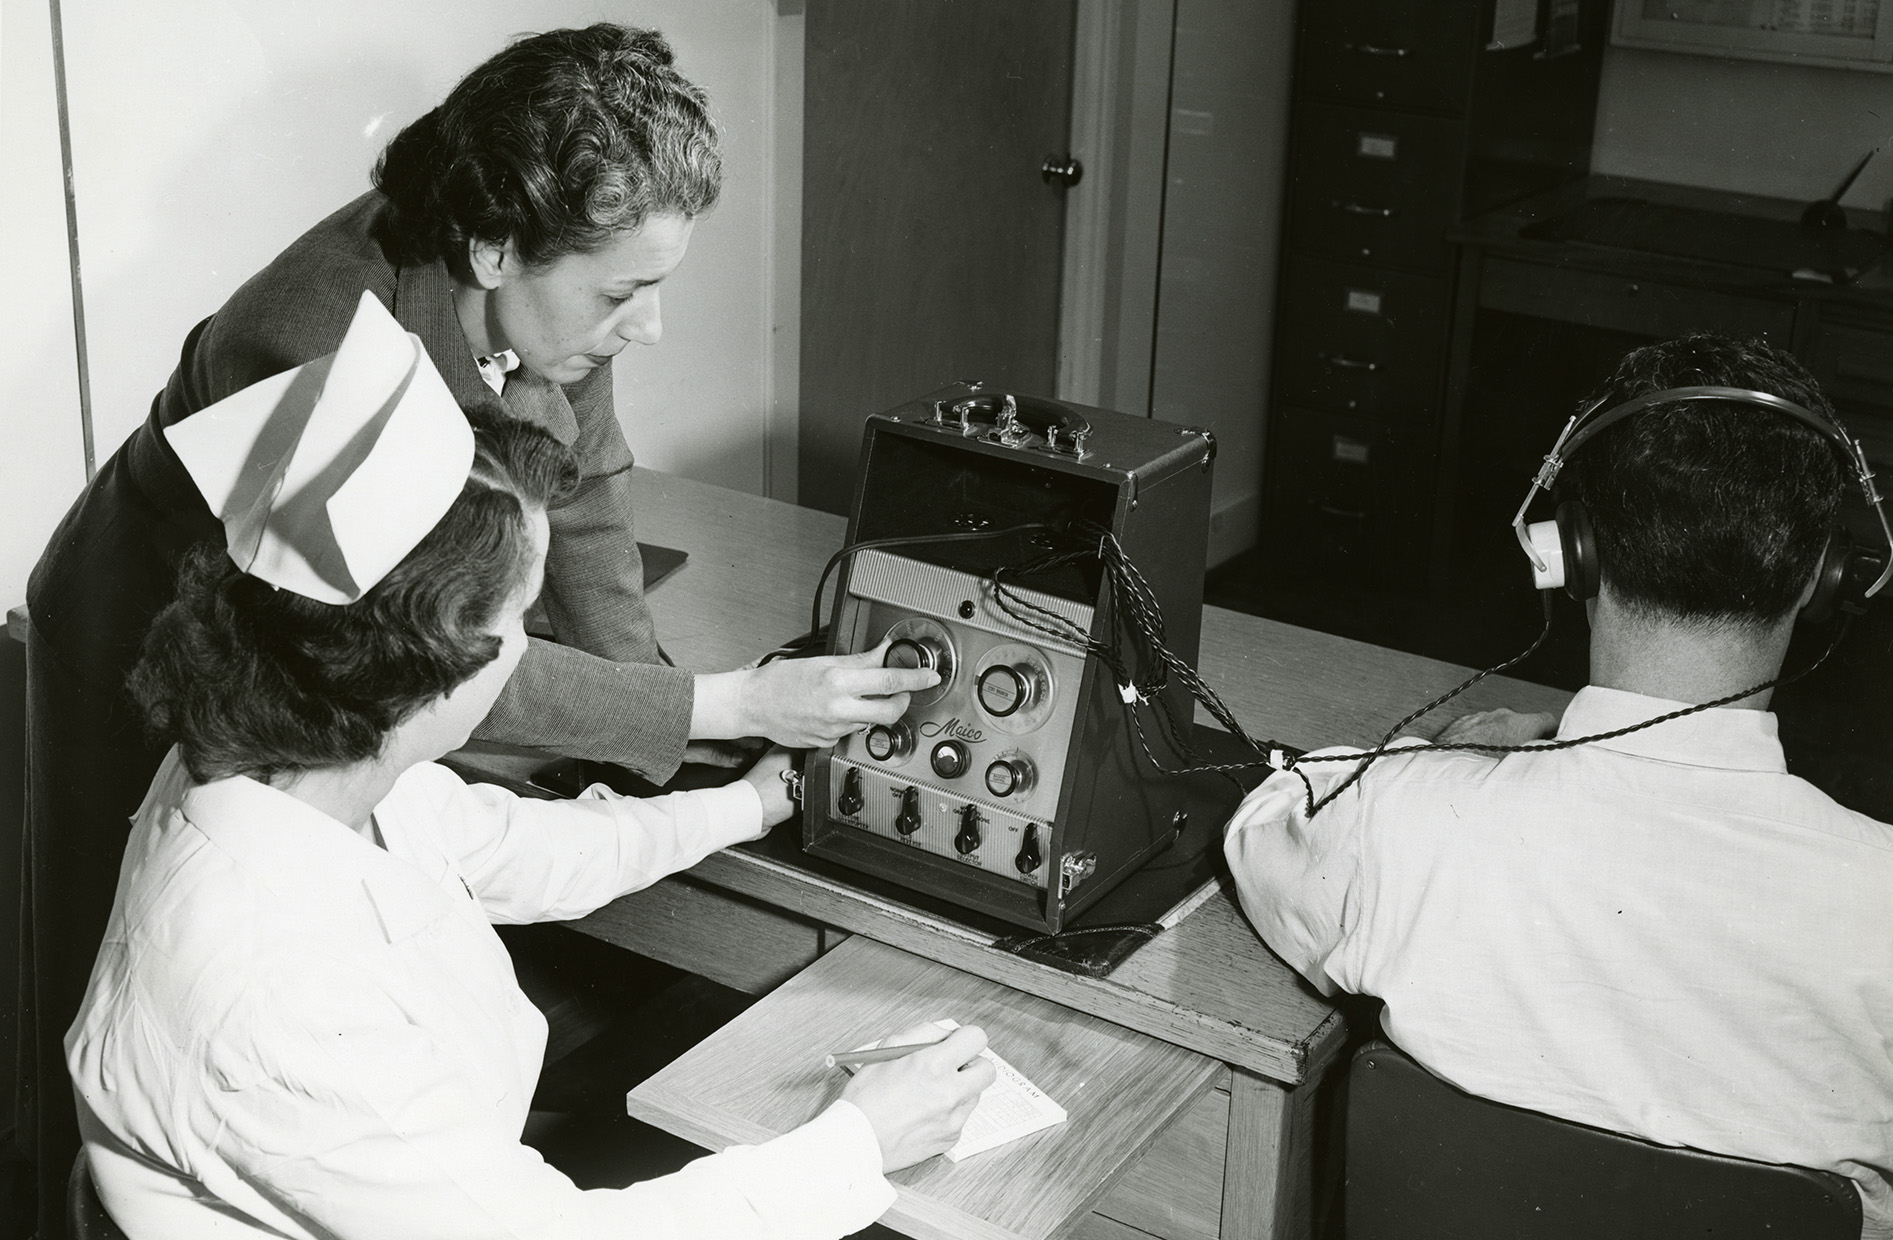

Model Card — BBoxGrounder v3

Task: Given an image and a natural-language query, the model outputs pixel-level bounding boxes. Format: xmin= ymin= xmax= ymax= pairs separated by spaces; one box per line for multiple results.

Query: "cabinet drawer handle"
xmin=1345 ymin=42 xmax=1410 ymax=57
xmin=1319 ymin=352 xmax=1380 ymax=372
xmin=1331 ymin=200 xmax=1397 ymax=218
xmin=1316 ymin=503 xmax=1370 ymax=520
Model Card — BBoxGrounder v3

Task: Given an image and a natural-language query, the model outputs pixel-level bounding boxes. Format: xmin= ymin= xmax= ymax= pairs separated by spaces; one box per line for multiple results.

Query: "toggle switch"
xmin=1014 ymin=824 xmax=1042 ymax=874
xmin=954 ymin=804 xmax=982 ymax=855
xmin=895 ymin=786 xmax=923 ymax=836
xmin=837 ymin=767 xmax=864 ymax=816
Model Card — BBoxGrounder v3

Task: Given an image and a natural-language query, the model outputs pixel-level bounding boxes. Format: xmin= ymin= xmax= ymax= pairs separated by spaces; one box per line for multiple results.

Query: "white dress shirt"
xmin=1225 ymin=687 xmax=1893 ymax=1236
xmin=67 ymin=750 xmax=896 ymax=1240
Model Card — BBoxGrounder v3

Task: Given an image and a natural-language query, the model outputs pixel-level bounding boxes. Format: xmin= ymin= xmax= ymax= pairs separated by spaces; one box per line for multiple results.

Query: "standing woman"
xmin=23 ymin=23 xmax=929 ymax=1231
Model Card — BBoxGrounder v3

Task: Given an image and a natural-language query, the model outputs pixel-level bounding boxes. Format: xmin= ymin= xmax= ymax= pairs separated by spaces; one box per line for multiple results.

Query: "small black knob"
xmin=837 ymin=767 xmax=864 ymax=816
xmin=976 ymin=665 xmax=1031 ymax=718
xmin=1014 ymin=824 xmax=1042 ymax=874
xmin=954 ymin=804 xmax=982 ymax=855
xmin=895 ymin=786 xmax=923 ymax=836
xmin=930 ymin=740 xmax=970 ymax=780
xmin=864 ymin=721 xmax=912 ymax=762
xmin=884 ymin=637 xmax=942 ymax=673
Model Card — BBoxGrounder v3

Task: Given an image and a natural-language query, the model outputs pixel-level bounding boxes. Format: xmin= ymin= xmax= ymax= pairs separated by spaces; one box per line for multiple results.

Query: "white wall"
xmin=1593 ymin=47 xmax=1893 ymax=210
xmin=2 ymin=0 xmax=789 ymax=607
xmin=0 ymin=0 xmax=87 ymax=609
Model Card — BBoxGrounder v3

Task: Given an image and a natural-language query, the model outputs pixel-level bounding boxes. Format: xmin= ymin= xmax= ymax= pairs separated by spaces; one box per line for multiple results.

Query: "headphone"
xmin=1512 ymin=385 xmax=1893 ymax=623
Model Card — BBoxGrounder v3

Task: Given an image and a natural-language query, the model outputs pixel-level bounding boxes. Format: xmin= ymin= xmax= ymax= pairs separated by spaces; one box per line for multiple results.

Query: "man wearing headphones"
xmin=1224 ymin=335 xmax=1893 ymax=1233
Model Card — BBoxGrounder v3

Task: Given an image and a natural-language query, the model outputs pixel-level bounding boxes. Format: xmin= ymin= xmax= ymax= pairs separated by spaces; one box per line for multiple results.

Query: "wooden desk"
xmin=506 ymin=468 xmax=1572 ymax=1240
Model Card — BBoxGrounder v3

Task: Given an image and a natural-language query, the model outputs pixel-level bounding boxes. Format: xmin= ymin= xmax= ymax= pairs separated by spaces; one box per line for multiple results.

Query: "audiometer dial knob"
xmin=930 ymin=739 xmax=971 ymax=781
xmin=864 ymin=721 xmax=913 ymax=762
xmin=984 ymin=756 xmax=1034 ymax=799
xmin=885 ymin=637 xmax=944 ymax=674
xmin=881 ymin=617 xmax=957 ymax=708
xmin=975 ymin=664 xmax=1033 ymax=718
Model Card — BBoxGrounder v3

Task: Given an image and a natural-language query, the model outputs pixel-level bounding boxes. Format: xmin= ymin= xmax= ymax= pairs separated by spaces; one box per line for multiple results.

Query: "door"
xmin=799 ymin=0 xmax=1078 ymax=515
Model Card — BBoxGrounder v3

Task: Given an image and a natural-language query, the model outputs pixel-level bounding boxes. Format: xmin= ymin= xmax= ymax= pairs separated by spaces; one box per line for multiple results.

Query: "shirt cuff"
xmin=688 ymin=777 xmax=766 ymax=854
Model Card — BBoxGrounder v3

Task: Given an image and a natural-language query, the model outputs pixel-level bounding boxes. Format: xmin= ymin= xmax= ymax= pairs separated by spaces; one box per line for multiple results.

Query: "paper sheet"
xmin=857 ymin=1019 xmax=1068 ymax=1162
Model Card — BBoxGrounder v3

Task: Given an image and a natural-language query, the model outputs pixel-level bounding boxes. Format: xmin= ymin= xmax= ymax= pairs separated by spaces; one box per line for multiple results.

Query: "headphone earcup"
xmin=1800 ymin=527 xmax=1853 ymax=625
xmin=1555 ymin=500 xmax=1600 ymax=602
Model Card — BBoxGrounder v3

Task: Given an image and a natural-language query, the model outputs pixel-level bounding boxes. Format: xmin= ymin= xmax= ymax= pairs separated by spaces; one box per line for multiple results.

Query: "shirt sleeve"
xmin=204 ymin=986 xmax=895 ymax=1240
xmin=1221 ymin=746 xmax=1379 ymax=997
xmin=393 ymin=763 xmax=762 ymax=925
xmin=477 ymin=377 xmax=694 ymax=781
xmin=471 ymin=636 xmax=693 ymax=781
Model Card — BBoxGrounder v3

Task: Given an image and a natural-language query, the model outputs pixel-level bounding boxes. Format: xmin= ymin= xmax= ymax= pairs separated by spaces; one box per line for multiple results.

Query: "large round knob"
xmin=984 ymin=756 xmax=1034 ymax=798
xmin=930 ymin=739 xmax=970 ymax=780
xmin=885 ymin=637 xmax=944 ymax=674
xmin=976 ymin=664 xmax=1033 ymax=718
xmin=864 ymin=721 xmax=912 ymax=762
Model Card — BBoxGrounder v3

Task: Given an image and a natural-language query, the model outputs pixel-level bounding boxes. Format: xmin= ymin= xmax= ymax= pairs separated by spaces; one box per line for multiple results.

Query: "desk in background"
xmin=1438 ymin=174 xmax=1893 ymax=602
xmin=474 ymin=468 xmax=1571 ymax=1240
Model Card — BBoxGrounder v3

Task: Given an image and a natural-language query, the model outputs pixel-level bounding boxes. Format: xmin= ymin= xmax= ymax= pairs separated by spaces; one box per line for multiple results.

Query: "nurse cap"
xmin=165 ymin=291 xmax=476 ymax=604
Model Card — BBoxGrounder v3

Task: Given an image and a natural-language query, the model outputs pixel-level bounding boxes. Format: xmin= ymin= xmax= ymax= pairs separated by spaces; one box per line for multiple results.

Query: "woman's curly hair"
xmin=130 ymin=419 xmax=578 ymax=783
xmin=373 ymin=23 xmax=721 ymax=276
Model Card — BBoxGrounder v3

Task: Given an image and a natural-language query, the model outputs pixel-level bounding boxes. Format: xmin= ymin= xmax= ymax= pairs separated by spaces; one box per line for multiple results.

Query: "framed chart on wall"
xmin=1614 ymin=0 xmax=1893 ymax=70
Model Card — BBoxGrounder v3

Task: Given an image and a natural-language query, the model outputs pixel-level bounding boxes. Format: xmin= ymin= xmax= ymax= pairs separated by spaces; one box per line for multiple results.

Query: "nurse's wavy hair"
xmin=372 ymin=23 xmax=721 ymax=276
xmin=1560 ymin=334 xmax=1843 ymax=628
xmin=130 ymin=420 xmax=579 ymax=783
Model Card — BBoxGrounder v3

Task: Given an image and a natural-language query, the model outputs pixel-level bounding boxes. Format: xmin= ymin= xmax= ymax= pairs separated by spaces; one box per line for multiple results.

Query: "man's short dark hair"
xmin=1561 ymin=334 xmax=1844 ymax=627
xmin=130 ymin=421 xmax=578 ymax=783
xmin=372 ymin=23 xmax=721 ymax=276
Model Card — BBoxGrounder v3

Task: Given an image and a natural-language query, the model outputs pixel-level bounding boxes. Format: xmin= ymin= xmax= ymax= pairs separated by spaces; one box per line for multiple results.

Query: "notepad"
xmin=904 ymin=1019 xmax=1068 ymax=1162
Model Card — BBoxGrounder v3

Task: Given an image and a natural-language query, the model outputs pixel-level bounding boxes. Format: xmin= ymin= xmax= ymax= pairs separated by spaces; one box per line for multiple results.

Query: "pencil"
xmin=824 ymin=1041 xmax=939 ymax=1069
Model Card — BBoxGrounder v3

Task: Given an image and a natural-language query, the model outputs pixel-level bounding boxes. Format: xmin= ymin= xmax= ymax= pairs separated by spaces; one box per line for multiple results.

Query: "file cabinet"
xmin=1263 ymin=0 xmax=1607 ymax=602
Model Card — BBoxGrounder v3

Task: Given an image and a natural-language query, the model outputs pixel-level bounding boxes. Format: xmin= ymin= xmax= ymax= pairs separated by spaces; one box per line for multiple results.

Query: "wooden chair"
xmin=67 ymin=1150 xmax=130 ymax=1240
xmin=1345 ymin=1039 xmax=1862 ymax=1240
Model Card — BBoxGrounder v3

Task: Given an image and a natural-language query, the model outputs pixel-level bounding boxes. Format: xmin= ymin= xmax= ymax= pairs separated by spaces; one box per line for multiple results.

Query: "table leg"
xmin=1218 ymin=1069 xmax=1318 ymax=1240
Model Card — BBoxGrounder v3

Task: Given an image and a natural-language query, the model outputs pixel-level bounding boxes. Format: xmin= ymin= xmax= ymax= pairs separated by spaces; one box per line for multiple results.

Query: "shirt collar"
xmin=474 ymin=350 xmax=520 ymax=396
xmin=391 ymin=250 xmax=580 ymax=447
xmin=172 ymin=757 xmax=456 ymax=945
xmin=1556 ymin=685 xmax=1786 ymax=774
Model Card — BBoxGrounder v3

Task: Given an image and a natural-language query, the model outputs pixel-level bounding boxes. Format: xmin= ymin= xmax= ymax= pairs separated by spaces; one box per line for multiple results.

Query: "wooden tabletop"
xmin=602 ymin=468 xmax=1573 ymax=1087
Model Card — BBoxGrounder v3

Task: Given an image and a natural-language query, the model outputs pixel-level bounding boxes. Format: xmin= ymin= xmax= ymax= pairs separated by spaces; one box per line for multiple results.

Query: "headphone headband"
xmin=1512 ymin=385 xmax=1893 ymax=600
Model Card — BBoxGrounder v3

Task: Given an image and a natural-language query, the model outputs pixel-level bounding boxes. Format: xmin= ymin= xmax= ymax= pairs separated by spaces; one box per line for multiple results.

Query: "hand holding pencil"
xmin=839 ymin=1022 xmax=997 ymax=1173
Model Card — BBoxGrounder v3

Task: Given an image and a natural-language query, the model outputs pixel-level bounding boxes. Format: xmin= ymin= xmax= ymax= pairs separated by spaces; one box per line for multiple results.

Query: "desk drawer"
xmin=1274 ymin=254 xmax=1448 ymax=422
xmin=1288 ymin=104 xmax=1465 ymax=272
xmin=1479 ymin=256 xmax=1798 ymax=344
xmin=1266 ymin=405 xmax=1433 ymax=594
xmin=1297 ymin=0 xmax=1478 ymax=114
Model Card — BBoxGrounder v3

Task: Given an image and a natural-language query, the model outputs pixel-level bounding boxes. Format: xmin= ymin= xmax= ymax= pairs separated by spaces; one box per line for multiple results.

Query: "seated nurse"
xmin=65 ymin=299 xmax=995 ymax=1240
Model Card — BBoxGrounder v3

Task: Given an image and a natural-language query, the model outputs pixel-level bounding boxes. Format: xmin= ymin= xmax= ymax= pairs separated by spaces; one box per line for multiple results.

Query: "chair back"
xmin=1346 ymin=1039 xmax=1862 ymax=1240
xmin=67 ymin=1150 xmax=131 ymax=1240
